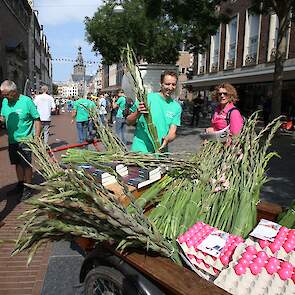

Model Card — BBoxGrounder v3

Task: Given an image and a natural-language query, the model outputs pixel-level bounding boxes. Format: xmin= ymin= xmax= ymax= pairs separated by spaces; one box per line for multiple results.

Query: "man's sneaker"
xmin=7 ymin=182 xmax=24 ymax=196
xmin=21 ymin=187 xmax=33 ymax=201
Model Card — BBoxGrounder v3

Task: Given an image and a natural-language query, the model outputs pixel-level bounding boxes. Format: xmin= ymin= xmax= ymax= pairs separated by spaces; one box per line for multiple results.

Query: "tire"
xmin=84 ymin=265 xmax=139 ymax=295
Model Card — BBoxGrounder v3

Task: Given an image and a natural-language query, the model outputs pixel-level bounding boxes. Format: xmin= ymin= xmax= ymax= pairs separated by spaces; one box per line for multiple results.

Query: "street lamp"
xmin=113 ymin=0 xmax=124 ymax=14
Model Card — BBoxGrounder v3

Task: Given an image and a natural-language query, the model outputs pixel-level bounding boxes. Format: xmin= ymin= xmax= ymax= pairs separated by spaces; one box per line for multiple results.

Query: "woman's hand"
xmin=206 ymin=127 xmax=214 ymax=134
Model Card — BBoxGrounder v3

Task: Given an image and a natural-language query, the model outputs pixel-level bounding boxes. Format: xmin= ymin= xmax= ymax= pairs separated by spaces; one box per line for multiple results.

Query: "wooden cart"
xmin=77 ymin=180 xmax=283 ymax=295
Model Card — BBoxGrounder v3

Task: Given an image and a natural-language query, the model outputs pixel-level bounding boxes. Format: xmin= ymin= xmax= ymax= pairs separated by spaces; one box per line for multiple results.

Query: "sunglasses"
xmin=218 ymin=92 xmax=228 ymax=96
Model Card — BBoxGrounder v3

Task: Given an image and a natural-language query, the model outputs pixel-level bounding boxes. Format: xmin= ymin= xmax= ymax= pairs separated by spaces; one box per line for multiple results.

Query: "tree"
xmin=85 ymin=0 xmax=182 ymax=65
xmin=144 ymin=0 xmax=226 ymax=54
xmin=252 ymin=0 xmax=295 ymax=119
xmin=85 ymin=0 xmax=223 ymax=64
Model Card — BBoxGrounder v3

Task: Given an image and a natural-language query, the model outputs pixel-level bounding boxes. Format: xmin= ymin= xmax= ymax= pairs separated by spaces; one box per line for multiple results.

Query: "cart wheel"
xmin=84 ymin=265 xmax=139 ymax=295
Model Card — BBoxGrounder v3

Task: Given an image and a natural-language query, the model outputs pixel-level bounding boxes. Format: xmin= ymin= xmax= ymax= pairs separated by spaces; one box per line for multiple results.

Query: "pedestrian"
xmin=0 ymin=80 xmax=41 ymax=199
xmin=191 ymin=95 xmax=203 ymax=127
xmin=98 ymin=94 xmax=108 ymax=125
xmin=205 ymin=83 xmax=243 ymax=136
xmin=34 ymin=85 xmax=56 ymax=144
xmin=71 ymin=95 xmax=96 ymax=144
xmin=127 ymin=70 xmax=182 ymax=153
xmin=262 ymin=97 xmax=271 ymax=126
xmin=113 ymin=90 xmax=128 ymax=144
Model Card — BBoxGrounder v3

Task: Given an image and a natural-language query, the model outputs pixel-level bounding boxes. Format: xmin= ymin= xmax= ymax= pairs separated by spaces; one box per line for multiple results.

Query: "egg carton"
xmin=179 ymin=242 xmax=226 ymax=271
xmin=215 ymin=266 xmax=295 ymax=295
xmin=245 ymin=238 xmax=295 ymax=265
xmin=187 ymin=254 xmax=220 ymax=276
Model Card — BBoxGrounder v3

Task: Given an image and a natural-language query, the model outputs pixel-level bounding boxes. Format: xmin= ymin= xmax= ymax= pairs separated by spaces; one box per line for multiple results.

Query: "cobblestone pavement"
xmin=0 ymin=111 xmax=294 ymax=294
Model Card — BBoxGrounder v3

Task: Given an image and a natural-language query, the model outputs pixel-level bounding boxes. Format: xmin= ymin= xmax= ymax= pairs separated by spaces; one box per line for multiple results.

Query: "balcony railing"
xmin=210 ymin=63 xmax=218 ymax=73
xmin=226 ymin=59 xmax=235 ymax=70
xmin=270 ymin=48 xmax=276 ymax=62
xmin=244 ymin=54 xmax=257 ymax=66
xmin=199 ymin=65 xmax=205 ymax=75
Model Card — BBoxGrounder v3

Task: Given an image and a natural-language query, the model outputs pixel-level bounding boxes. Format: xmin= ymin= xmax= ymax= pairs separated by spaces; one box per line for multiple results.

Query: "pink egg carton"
xmin=177 ymin=221 xmax=244 ymax=272
xmin=215 ymin=243 xmax=295 ymax=295
xmin=247 ymin=227 xmax=295 ymax=264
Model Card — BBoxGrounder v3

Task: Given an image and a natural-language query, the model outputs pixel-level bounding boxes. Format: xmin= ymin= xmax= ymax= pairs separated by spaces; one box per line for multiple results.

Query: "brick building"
xmin=0 ymin=0 xmax=52 ymax=94
xmin=0 ymin=0 xmax=32 ymax=91
xmin=184 ymin=0 xmax=295 ymax=115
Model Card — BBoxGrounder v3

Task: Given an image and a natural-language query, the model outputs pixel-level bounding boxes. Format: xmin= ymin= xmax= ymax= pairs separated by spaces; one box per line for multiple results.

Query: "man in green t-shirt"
xmin=0 ymin=80 xmax=41 ymax=199
xmin=71 ymin=96 xmax=96 ymax=143
xmin=127 ymin=70 xmax=182 ymax=153
xmin=112 ymin=89 xmax=127 ymax=144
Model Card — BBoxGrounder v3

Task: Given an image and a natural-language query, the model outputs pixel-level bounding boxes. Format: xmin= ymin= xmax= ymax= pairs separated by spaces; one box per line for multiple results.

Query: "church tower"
xmin=73 ymin=46 xmax=86 ymax=77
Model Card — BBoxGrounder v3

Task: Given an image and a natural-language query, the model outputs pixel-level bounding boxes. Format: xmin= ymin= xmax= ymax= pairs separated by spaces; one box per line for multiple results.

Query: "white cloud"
xmin=34 ymin=0 xmax=103 ymax=26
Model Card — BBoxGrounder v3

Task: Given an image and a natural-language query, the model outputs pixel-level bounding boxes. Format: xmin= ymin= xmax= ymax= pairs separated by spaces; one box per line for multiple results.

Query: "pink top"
xmin=211 ymin=102 xmax=243 ymax=135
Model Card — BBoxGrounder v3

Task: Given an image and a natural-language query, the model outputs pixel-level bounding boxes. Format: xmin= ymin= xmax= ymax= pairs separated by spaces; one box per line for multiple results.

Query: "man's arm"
xmin=34 ymin=119 xmax=42 ymax=137
xmin=126 ymin=101 xmax=147 ymax=125
xmin=71 ymin=109 xmax=77 ymax=123
xmin=159 ymin=125 xmax=177 ymax=150
xmin=0 ymin=116 xmax=5 ymax=123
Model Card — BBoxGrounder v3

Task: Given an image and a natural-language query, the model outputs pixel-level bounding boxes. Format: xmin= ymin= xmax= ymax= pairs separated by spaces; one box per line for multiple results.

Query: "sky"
xmin=33 ymin=0 xmax=103 ymax=82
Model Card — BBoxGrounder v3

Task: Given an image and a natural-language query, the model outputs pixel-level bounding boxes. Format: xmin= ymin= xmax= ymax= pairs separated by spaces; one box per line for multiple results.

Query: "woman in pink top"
xmin=207 ymin=83 xmax=243 ymax=136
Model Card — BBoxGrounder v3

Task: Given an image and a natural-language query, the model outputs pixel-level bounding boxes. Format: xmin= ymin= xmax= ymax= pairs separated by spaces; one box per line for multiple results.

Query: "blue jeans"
xmin=76 ymin=121 xmax=92 ymax=143
xmin=115 ymin=117 xmax=127 ymax=144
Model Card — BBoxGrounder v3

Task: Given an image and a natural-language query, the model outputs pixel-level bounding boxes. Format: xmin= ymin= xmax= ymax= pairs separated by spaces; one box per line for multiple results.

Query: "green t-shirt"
xmin=115 ymin=96 xmax=126 ymax=119
xmin=1 ymin=95 xmax=40 ymax=144
xmin=73 ymin=98 xmax=96 ymax=122
xmin=130 ymin=92 xmax=182 ymax=153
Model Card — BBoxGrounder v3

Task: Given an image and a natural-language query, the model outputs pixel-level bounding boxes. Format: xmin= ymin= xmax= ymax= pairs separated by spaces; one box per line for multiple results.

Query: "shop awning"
xmin=182 ymin=59 xmax=295 ymax=89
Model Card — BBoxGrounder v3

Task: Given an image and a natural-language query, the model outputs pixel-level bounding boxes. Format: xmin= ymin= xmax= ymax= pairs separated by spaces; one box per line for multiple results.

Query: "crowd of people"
xmin=0 ymin=72 xmax=248 ymax=201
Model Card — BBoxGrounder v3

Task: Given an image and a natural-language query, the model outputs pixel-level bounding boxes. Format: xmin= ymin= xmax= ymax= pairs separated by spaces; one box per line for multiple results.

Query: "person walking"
xmin=113 ymin=90 xmax=127 ymax=144
xmin=191 ymin=95 xmax=203 ymax=127
xmin=127 ymin=70 xmax=182 ymax=153
xmin=71 ymin=96 xmax=96 ymax=144
xmin=0 ymin=80 xmax=41 ymax=199
xmin=98 ymin=94 xmax=108 ymax=125
xmin=34 ymin=85 xmax=56 ymax=144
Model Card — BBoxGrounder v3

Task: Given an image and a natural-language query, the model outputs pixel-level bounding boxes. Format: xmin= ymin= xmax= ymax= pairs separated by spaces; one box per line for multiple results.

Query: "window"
xmin=210 ymin=27 xmax=220 ymax=72
xmin=244 ymin=11 xmax=260 ymax=65
xmin=197 ymin=53 xmax=206 ymax=74
xmin=225 ymin=16 xmax=238 ymax=69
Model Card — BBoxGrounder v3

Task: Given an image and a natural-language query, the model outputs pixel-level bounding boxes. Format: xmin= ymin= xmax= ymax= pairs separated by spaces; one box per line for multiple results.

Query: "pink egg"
xmin=220 ymin=255 xmax=230 ymax=266
xmin=234 ymin=263 xmax=246 ymax=276
xmin=229 ymin=244 xmax=237 ymax=252
xmin=242 ymin=252 xmax=254 ymax=261
xmin=235 ymin=237 xmax=244 ymax=244
xmin=256 ymin=251 xmax=268 ymax=260
xmin=238 ymin=257 xmax=250 ymax=267
xmin=213 ymin=267 xmax=219 ymax=274
xmin=287 ymin=236 xmax=295 ymax=244
xmin=283 ymin=242 xmax=295 ymax=253
xmin=249 ymin=263 xmax=262 ymax=275
xmin=265 ymin=261 xmax=279 ymax=275
xmin=268 ymin=257 xmax=280 ymax=266
xmin=187 ymin=239 xmax=194 ymax=247
xmin=275 ymin=236 xmax=286 ymax=243
xmin=280 ymin=261 xmax=293 ymax=271
xmin=183 ymin=232 xmax=191 ymax=240
xmin=245 ymin=245 xmax=257 ymax=255
xmin=225 ymin=250 xmax=233 ymax=257
xmin=259 ymin=239 xmax=270 ymax=249
xmin=193 ymin=223 xmax=201 ymax=231
xmin=196 ymin=258 xmax=202 ymax=264
xmin=203 ymin=262 xmax=210 ymax=269
xmin=279 ymin=226 xmax=289 ymax=234
xmin=188 ymin=228 xmax=196 ymax=235
xmin=269 ymin=242 xmax=281 ymax=253
xmin=178 ymin=235 xmax=186 ymax=243
xmin=253 ymin=257 xmax=266 ymax=267
xmin=277 ymin=268 xmax=293 ymax=280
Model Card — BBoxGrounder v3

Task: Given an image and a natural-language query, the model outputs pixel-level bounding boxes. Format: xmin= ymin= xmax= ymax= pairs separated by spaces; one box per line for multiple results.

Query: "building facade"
xmin=184 ymin=0 xmax=295 ymax=115
xmin=0 ymin=0 xmax=52 ymax=94
xmin=0 ymin=0 xmax=31 ymax=91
